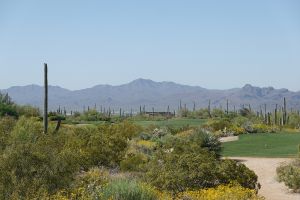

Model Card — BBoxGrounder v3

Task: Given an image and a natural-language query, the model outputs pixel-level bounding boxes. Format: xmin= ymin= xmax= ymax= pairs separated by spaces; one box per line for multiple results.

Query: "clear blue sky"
xmin=1 ymin=0 xmax=300 ymax=91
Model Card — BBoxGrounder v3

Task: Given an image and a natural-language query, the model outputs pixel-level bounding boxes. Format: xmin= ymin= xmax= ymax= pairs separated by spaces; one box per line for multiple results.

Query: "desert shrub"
xmin=48 ymin=112 xmax=66 ymax=121
xmin=277 ymin=159 xmax=300 ymax=192
xmin=100 ymin=179 xmax=158 ymax=200
xmin=15 ymin=105 xmax=40 ymax=117
xmin=239 ymin=108 xmax=252 ymax=117
xmin=72 ymin=121 xmax=141 ymax=168
xmin=287 ymin=113 xmax=300 ymax=129
xmin=166 ymin=125 xmax=191 ymax=135
xmin=189 ymin=129 xmax=221 ymax=157
xmin=145 ymin=132 xmax=258 ymax=194
xmin=228 ymin=125 xmax=246 ymax=135
xmin=146 ymin=150 xmax=219 ymax=194
xmin=81 ymin=109 xmax=111 ymax=122
xmin=152 ymin=128 xmax=170 ymax=138
xmin=252 ymin=123 xmax=269 ymax=133
xmin=0 ymin=117 xmax=16 ymax=151
xmin=176 ymin=184 xmax=263 ymax=200
xmin=0 ymin=117 xmax=81 ymax=199
xmin=139 ymin=132 xmax=152 ymax=140
xmin=0 ymin=103 xmax=18 ymax=118
xmin=136 ymin=140 xmax=157 ymax=155
xmin=211 ymin=109 xmax=225 ymax=118
xmin=176 ymin=129 xmax=194 ymax=138
xmin=120 ymin=153 xmax=147 ymax=172
xmin=243 ymin=121 xmax=255 ymax=133
xmin=232 ymin=116 xmax=249 ymax=127
xmin=252 ymin=124 xmax=279 ymax=133
xmin=51 ymin=168 xmax=110 ymax=199
xmin=218 ymin=159 xmax=259 ymax=190
xmin=192 ymin=108 xmax=211 ymax=119
xmin=206 ymin=118 xmax=231 ymax=132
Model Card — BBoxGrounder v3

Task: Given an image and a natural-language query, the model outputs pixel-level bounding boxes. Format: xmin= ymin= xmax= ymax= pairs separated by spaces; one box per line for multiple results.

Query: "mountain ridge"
xmin=1 ymin=79 xmax=300 ymax=112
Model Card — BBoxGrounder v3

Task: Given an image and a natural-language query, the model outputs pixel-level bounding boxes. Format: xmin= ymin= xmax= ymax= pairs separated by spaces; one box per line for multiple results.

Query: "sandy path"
xmin=219 ymin=136 xmax=239 ymax=143
xmin=229 ymin=157 xmax=300 ymax=200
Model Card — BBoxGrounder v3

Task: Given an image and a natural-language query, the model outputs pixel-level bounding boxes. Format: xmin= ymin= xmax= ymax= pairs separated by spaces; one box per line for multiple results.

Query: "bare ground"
xmin=229 ymin=157 xmax=300 ymax=200
xmin=219 ymin=136 xmax=239 ymax=143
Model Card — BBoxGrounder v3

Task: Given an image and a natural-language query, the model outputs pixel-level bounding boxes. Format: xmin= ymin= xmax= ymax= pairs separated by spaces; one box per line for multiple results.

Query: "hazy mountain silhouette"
xmin=2 ymin=78 xmax=300 ymax=112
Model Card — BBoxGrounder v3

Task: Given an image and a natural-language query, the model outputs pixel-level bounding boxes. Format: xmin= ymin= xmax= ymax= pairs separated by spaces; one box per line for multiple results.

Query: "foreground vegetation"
xmin=2 ymin=92 xmax=300 ymax=199
xmin=277 ymin=158 xmax=300 ymax=193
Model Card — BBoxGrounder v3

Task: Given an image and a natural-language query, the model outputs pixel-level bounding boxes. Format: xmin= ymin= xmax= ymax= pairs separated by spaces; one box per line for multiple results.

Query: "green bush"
xmin=146 ymin=150 xmax=219 ymax=193
xmin=120 ymin=153 xmax=147 ymax=172
xmin=189 ymin=129 xmax=221 ymax=157
xmin=15 ymin=105 xmax=40 ymax=118
xmin=139 ymin=132 xmax=152 ymax=140
xmin=228 ymin=125 xmax=246 ymax=135
xmin=48 ymin=112 xmax=66 ymax=121
xmin=145 ymin=133 xmax=258 ymax=194
xmin=206 ymin=118 xmax=231 ymax=132
xmin=218 ymin=159 xmax=259 ymax=190
xmin=0 ymin=117 xmax=81 ymax=199
xmin=0 ymin=103 xmax=18 ymax=118
xmin=277 ymin=159 xmax=300 ymax=192
xmin=100 ymin=179 xmax=158 ymax=200
xmin=0 ymin=117 xmax=16 ymax=152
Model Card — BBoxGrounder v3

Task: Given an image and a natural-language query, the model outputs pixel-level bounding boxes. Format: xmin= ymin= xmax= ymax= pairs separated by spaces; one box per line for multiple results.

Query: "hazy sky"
xmin=1 ymin=0 xmax=300 ymax=91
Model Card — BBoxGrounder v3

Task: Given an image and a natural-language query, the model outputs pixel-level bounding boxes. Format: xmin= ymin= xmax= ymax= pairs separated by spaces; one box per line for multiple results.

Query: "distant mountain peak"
xmin=129 ymin=78 xmax=155 ymax=84
xmin=126 ymin=78 xmax=158 ymax=88
xmin=243 ymin=84 xmax=254 ymax=89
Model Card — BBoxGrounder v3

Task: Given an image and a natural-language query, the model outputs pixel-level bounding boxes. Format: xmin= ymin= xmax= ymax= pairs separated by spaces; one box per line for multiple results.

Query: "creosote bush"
xmin=145 ymin=131 xmax=258 ymax=194
xmin=277 ymin=159 xmax=300 ymax=192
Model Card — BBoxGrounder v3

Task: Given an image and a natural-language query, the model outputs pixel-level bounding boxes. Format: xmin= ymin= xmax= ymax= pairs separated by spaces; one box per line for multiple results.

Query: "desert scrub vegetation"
xmin=176 ymin=184 xmax=264 ymax=200
xmin=277 ymin=159 xmax=300 ymax=192
xmin=0 ymin=115 xmax=261 ymax=199
xmin=0 ymin=94 xmax=267 ymax=199
xmin=0 ymin=116 xmax=140 ymax=199
xmin=144 ymin=130 xmax=259 ymax=195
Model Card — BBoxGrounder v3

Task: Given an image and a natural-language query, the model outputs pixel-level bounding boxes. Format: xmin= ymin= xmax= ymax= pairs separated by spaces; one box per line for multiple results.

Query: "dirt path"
xmin=229 ymin=157 xmax=300 ymax=200
xmin=219 ymin=136 xmax=239 ymax=143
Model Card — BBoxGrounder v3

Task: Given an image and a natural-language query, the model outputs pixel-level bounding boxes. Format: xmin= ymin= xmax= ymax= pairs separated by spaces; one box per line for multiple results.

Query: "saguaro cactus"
xmin=283 ymin=97 xmax=287 ymax=125
xmin=275 ymin=104 xmax=278 ymax=125
xmin=264 ymin=104 xmax=267 ymax=124
xmin=208 ymin=100 xmax=211 ymax=118
xmin=43 ymin=63 xmax=48 ymax=134
xmin=180 ymin=100 xmax=182 ymax=111
xmin=226 ymin=99 xmax=229 ymax=115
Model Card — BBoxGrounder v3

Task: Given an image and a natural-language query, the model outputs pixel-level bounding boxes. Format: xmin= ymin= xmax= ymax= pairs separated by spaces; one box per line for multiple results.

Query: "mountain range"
xmin=1 ymin=78 xmax=300 ymax=112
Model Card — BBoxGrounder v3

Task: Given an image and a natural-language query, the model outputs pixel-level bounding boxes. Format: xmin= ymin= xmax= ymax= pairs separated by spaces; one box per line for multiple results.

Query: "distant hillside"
xmin=1 ymin=79 xmax=300 ymax=112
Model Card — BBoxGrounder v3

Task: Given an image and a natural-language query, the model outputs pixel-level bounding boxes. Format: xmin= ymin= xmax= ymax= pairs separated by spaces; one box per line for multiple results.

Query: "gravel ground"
xmin=229 ymin=157 xmax=300 ymax=200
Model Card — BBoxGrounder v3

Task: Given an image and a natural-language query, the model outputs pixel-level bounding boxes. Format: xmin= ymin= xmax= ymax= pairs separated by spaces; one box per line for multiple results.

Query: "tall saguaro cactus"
xmin=283 ymin=97 xmax=287 ymax=125
xmin=208 ymin=100 xmax=211 ymax=118
xmin=226 ymin=99 xmax=229 ymax=115
xmin=275 ymin=104 xmax=278 ymax=125
xmin=44 ymin=63 xmax=48 ymax=134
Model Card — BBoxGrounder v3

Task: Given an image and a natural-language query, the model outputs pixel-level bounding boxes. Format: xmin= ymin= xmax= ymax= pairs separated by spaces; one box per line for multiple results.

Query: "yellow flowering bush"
xmin=137 ymin=140 xmax=156 ymax=150
xmin=176 ymin=129 xmax=194 ymax=138
xmin=228 ymin=125 xmax=246 ymax=135
xmin=176 ymin=184 xmax=264 ymax=200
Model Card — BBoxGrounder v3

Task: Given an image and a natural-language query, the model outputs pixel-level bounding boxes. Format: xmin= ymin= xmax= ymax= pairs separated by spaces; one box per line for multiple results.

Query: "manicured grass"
xmin=222 ymin=133 xmax=300 ymax=158
xmin=134 ymin=118 xmax=206 ymax=128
